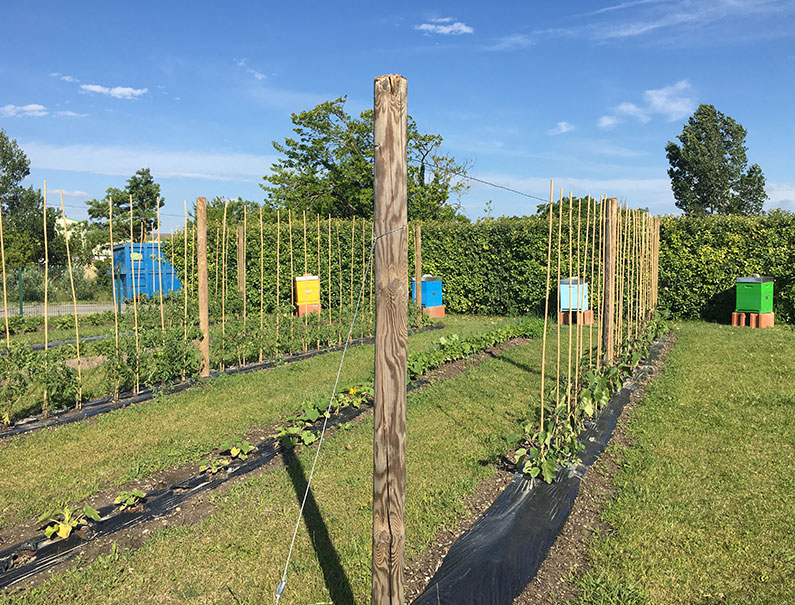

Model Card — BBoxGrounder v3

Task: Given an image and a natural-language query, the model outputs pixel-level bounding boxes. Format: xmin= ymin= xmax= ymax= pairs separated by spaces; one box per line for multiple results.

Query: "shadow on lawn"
xmin=283 ymin=449 xmax=355 ymax=605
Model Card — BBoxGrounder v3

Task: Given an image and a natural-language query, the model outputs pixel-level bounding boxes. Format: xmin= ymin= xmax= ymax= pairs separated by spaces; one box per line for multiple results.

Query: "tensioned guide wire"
xmin=275 ymin=224 xmax=404 ymax=604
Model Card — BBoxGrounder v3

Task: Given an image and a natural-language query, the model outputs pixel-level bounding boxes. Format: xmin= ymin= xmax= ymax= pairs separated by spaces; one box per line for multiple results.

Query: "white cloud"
xmin=235 ymin=58 xmax=266 ymax=81
xmin=547 ymin=121 xmax=575 ymax=136
xmin=486 ymin=34 xmax=533 ymax=51
xmin=22 ymin=142 xmax=277 ymax=183
xmin=80 ymin=84 xmax=148 ymax=99
xmin=61 ymin=75 xmax=79 ymax=83
xmin=54 ymin=110 xmax=89 ymax=118
xmin=597 ymin=115 xmax=620 ymax=129
xmin=415 ymin=21 xmax=474 ymax=35
xmin=599 ymin=80 xmax=695 ymax=128
xmin=1 ymin=104 xmax=48 ymax=117
xmin=429 ymin=17 xmax=455 ymax=23
xmin=61 ymin=189 xmax=90 ymax=198
xmin=766 ymin=182 xmax=795 ymax=211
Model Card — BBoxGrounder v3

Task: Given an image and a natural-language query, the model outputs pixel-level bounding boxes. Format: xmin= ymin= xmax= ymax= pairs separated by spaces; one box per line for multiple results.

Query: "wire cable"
xmin=274 ymin=224 xmax=404 ymax=604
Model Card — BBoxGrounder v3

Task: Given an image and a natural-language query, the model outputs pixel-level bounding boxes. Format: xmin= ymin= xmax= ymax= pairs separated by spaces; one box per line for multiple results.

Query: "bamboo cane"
xmin=539 ymin=180 xmax=554 ymax=434
xmin=190 ymin=223 xmax=195 ymax=297
xmin=556 ymin=190 xmax=563 ymax=408
xmin=288 ymin=209 xmax=294 ymax=354
xmin=317 ymin=213 xmax=321 ymax=350
xmin=350 ymin=216 xmax=355 ymax=308
xmin=109 ymin=197 xmax=119 ymax=398
xmin=183 ymin=201 xmax=188 ymax=380
xmin=259 ymin=206 xmax=264 ymax=363
xmin=221 ymin=200 xmax=229 ymax=369
xmin=567 ymin=192 xmax=573 ymax=414
xmin=59 ymin=191 xmax=83 ymax=407
xmin=276 ymin=209 xmax=280 ymax=357
xmin=0 ymin=204 xmax=10 ymax=349
xmin=214 ymin=225 xmax=220 ymax=297
xmin=574 ymin=195 xmax=582 ymax=410
xmin=327 ymin=215 xmax=331 ymax=345
xmin=301 ymin=209 xmax=307 ymax=352
xmin=588 ymin=195 xmax=595 ymax=368
xmin=336 ymin=221 xmax=342 ymax=345
xmin=156 ymin=198 xmax=165 ymax=343
xmin=130 ymin=196 xmax=140 ymax=395
xmin=361 ymin=217 xmax=366 ymax=339
xmin=243 ymin=205 xmax=247 ymax=355
xmin=42 ymin=182 xmax=49 ymax=416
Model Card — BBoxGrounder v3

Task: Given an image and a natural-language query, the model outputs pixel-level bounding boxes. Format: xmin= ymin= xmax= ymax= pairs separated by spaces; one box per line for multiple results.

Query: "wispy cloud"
xmin=598 ymin=80 xmax=695 ymax=129
xmin=61 ymin=189 xmax=90 ymax=198
xmin=50 ymin=72 xmax=80 ymax=83
xmin=235 ymin=58 xmax=266 ymax=81
xmin=22 ymin=142 xmax=277 ymax=183
xmin=547 ymin=121 xmax=575 ymax=136
xmin=80 ymin=83 xmax=148 ymax=99
xmin=1 ymin=104 xmax=48 ymax=117
xmin=54 ymin=110 xmax=89 ymax=118
xmin=486 ymin=34 xmax=533 ymax=51
xmin=415 ymin=18 xmax=474 ymax=35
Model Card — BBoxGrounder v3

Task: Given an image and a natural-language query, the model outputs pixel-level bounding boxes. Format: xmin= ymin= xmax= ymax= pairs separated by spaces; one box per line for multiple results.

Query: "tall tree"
xmin=0 ymin=129 xmax=64 ymax=266
xmin=666 ymin=104 xmax=767 ymax=215
xmin=85 ymin=168 xmax=165 ymax=245
xmin=261 ymin=97 xmax=470 ymax=221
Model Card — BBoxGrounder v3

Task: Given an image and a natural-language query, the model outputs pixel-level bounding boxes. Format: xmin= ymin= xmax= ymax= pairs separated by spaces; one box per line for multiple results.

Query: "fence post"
xmin=197 ymin=197 xmax=210 ymax=377
xmin=602 ymin=197 xmax=618 ymax=364
xmin=414 ymin=223 xmax=422 ymax=327
xmin=18 ymin=266 xmax=23 ymax=316
xmin=372 ymin=73 xmax=408 ymax=605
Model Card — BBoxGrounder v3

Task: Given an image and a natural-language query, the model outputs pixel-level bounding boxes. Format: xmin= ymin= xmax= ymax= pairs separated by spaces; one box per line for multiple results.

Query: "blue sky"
xmin=2 ymin=0 xmax=794 ymax=230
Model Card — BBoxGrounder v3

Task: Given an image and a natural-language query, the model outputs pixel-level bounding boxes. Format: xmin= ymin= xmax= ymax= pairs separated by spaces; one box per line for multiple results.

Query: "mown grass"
xmin=573 ymin=321 xmax=795 ymax=605
xmin=0 ymin=315 xmax=514 ymax=532
xmin=2 ymin=327 xmax=558 ymax=604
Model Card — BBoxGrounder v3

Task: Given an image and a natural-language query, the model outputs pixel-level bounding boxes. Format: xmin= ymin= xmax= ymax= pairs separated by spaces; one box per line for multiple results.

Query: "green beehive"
xmin=735 ymin=276 xmax=773 ymax=313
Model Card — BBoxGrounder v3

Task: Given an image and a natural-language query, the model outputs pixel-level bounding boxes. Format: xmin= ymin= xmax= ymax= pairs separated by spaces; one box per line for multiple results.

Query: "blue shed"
xmin=113 ymin=243 xmax=182 ymax=302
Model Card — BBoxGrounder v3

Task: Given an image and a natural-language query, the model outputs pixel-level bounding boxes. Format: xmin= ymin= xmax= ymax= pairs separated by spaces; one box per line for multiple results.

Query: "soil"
xmin=1 ymin=335 xmax=535 ymax=594
xmin=516 ymin=333 xmax=676 ymax=604
xmin=402 ymin=334 xmax=676 ymax=605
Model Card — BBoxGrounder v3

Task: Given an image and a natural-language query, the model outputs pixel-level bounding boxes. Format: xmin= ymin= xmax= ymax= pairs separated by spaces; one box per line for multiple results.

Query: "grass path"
xmin=2 ymin=328 xmax=560 ymax=604
xmin=0 ymin=315 xmax=510 ymax=532
xmin=573 ymin=322 xmax=795 ymax=605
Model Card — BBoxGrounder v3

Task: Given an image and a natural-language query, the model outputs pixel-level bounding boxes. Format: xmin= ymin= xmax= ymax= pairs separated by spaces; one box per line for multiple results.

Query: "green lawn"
xmin=0 ymin=315 xmax=515 ymax=533
xmin=573 ymin=322 xmax=795 ymax=605
xmin=1 ymin=325 xmax=558 ymax=604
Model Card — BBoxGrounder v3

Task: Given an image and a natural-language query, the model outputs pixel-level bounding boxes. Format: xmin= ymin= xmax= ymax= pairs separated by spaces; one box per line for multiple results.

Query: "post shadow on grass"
xmin=282 ymin=448 xmax=355 ymax=605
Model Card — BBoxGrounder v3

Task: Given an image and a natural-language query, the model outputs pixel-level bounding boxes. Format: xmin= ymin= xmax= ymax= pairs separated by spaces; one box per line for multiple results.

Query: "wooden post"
xmin=259 ymin=206 xmax=264 ymax=362
xmin=183 ymin=201 xmax=189 ymax=379
xmin=372 ymin=73 xmax=408 ymax=605
xmin=221 ymin=201 xmax=228 ymax=369
xmin=602 ymin=197 xmax=617 ymax=364
xmin=414 ymin=224 xmax=422 ymax=326
xmin=196 ymin=197 xmax=210 ymax=377
xmin=156 ymin=198 xmax=165 ymax=342
xmin=276 ymin=210 xmax=281 ymax=356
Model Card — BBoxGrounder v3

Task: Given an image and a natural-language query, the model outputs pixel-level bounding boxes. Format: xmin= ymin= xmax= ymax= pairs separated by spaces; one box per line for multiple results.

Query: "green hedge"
xmin=165 ymin=211 xmax=795 ymax=324
xmin=659 ymin=212 xmax=795 ymax=323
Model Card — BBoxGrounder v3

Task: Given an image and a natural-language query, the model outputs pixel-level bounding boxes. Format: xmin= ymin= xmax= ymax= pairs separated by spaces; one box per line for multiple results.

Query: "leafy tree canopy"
xmin=0 ymin=129 xmax=66 ymax=266
xmin=666 ymin=104 xmax=767 ymax=216
xmin=85 ymin=168 xmax=165 ymax=247
xmin=261 ymin=97 xmax=471 ymax=221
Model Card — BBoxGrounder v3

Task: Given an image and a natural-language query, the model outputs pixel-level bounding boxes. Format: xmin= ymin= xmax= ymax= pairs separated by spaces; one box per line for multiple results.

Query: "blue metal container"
xmin=113 ymin=243 xmax=182 ymax=302
xmin=559 ymin=277 xmax=589 ymax=312
xmin=412 ymin=275 xmax=442 ymax=308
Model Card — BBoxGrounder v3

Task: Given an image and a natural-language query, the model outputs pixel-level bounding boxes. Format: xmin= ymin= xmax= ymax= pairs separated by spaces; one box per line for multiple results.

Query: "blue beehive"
xmin=113 ymin=243 xmax=183 ymax=302
xmin=559 ymin=277 xmax=589 ymax=312
xmin=412 ymin=275 xmax=442 ymax=308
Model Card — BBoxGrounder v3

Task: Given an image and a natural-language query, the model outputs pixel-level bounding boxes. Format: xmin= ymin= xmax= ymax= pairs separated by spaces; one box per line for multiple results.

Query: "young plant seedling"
xmin=38 ymin=504 xmax=101 ymax=540
xmin=219 ymin=439 xmax=256 ymax=461
xmin=199 ymin=458 xmax=230 ymax=474
xmin=114 ymin=489 xmax=147 ymax=511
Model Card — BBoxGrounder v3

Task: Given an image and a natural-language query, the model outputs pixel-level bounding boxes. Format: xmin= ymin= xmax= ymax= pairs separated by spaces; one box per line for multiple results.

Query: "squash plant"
xmin=219 ymin=439 xmax=256 ymax=460
xmin=38 ymin=504 xmax=101 ymax=540
xmin=114 ymin=489 xmax=146 ymax=511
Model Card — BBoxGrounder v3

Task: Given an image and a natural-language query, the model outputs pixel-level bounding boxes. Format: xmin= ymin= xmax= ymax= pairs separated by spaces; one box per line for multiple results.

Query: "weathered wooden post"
xmin=602 ymin=197 xmax=618 ymax=364
xmin=414 ymin=223 xmax=422 ymax=327
xmin=372 ymin=73 xmax=408 ymax=605
xmin=197 ymin=197 xmax=210 ymax=377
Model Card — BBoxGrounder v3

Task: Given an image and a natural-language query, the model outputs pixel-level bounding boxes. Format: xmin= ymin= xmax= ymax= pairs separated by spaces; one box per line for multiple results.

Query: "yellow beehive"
xmin=294 ymin=274 xmax=320 ymax=305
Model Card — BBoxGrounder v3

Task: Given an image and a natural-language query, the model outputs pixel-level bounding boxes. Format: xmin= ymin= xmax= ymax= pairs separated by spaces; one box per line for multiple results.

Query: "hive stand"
xmin=558 ymin=310 xmax=593 ymax=325
xmin=731 ymin=312 xmax=774 ymax=328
